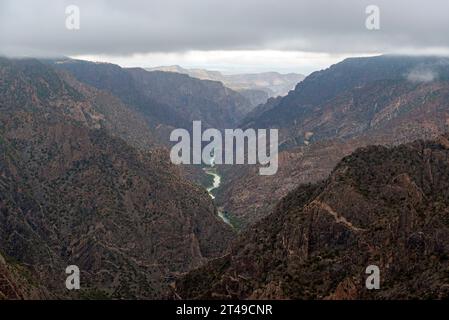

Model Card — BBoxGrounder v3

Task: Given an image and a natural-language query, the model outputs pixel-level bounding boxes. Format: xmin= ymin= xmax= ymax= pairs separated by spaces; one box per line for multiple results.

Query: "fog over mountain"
xmin=2 ymin=0 xmax=449 ymax=73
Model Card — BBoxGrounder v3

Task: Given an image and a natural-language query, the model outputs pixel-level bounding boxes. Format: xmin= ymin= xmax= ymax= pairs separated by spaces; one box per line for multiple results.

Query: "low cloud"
xmin=1 ymin=0 xmax=449 ymax=58
xmin=406 ymin=69 xmax=438 ymax=83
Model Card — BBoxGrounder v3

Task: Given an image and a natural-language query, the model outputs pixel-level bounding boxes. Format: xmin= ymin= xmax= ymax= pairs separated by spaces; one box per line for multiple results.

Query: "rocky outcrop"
xmin=175 ymin=137 xmax=449 ymax=299
xmin=0 ymin=58 xmax=234 ymax=299
xmin=217 ymin=55 xmax=449 ymax=226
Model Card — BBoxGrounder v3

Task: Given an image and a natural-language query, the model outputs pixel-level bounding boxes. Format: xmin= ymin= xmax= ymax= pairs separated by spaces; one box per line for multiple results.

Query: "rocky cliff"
xmin=176 ymin=136 xmax=449 ymax=299
xmin=0 ymin=58 xmax=234 ymax=299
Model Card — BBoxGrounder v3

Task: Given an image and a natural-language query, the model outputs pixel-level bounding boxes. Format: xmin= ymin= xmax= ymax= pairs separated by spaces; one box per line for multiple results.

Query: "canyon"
xmin=0 ymin=57 xmax=234 ymax=299
xmin=175 ymin=137 xmax=449 ymax=299
xmin=3 ymin=54 xmax=449 ymax=300
xmin=215 ymin=55 xmax=449 ymax=227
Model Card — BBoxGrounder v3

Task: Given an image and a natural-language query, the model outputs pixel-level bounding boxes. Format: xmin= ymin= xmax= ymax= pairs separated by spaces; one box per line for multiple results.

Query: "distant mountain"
xmin=0 ymin=58 xmax=234 ymax=299
xmin=218 ymin=55 xmax=449 ymax=226
xmin=147 ymin=65 xmax=305 ymax=98
xmin=149 ymin=65 xmax=223 ymax=80
xmin=175 ymin=136 xmax=449 ymax=299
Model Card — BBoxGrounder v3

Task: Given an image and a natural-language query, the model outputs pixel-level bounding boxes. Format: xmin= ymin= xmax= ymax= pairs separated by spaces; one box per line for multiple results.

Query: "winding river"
xmin=203 ymin=167 xmax=233 ymax=227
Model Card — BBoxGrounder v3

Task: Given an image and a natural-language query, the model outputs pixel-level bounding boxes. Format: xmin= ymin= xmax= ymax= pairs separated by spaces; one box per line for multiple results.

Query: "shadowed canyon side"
xmin=175 ymin=136 xmax=449 ymax=299
xmin=50 ymin=59 xmax=255 ymax=134
xmin=216 ymin=55 xmax=449 ymax=227
xmin=0 ymin=58 xmax=234 ymax=299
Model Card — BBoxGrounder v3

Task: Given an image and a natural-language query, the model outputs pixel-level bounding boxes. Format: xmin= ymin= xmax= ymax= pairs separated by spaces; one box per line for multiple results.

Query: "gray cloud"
xmin=1 ymin=0 xmax=449 ymax=57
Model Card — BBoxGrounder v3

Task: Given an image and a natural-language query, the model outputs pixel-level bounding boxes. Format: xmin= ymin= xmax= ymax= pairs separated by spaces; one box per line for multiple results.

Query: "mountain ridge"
xmin=217 ymin=55 xmax=449 ymax=227
xmin=175 ymin=135 xmax=449 ymax=299
xmin=50 ymin=59 xmax=254 ymax=134
xmin=0 ymin=57 xmax=234 ymax=299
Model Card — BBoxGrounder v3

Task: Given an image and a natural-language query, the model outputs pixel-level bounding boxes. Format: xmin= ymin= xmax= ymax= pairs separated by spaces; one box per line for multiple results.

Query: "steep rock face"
xmin=51 ymin=59 xmax=253 ymax=131
xmin=56 ymin=70 xmax=159 ymax=152
xmin=51 ymin=59 xmax=188 ymax=131
xmin=216 ymin=140 xmax=357 ymax=227
xmin=127 ymin=68 xmax=251 ymax=128
xmin=0 ymin=58 xmax=234 ymax=299
xmin=218 ymin=56 xmax=449 ymax=226
xmin=176 ymin=137 xmax=449 ymax=299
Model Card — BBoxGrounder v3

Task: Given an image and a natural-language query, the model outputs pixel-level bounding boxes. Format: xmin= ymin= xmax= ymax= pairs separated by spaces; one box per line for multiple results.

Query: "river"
xmin=203 ymin=167 xmax=233 ymax=227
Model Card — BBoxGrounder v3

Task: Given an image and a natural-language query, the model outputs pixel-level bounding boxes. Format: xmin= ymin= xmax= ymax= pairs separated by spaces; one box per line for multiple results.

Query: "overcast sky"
xmin=1 ymin=0 xmax=449 ymax=74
